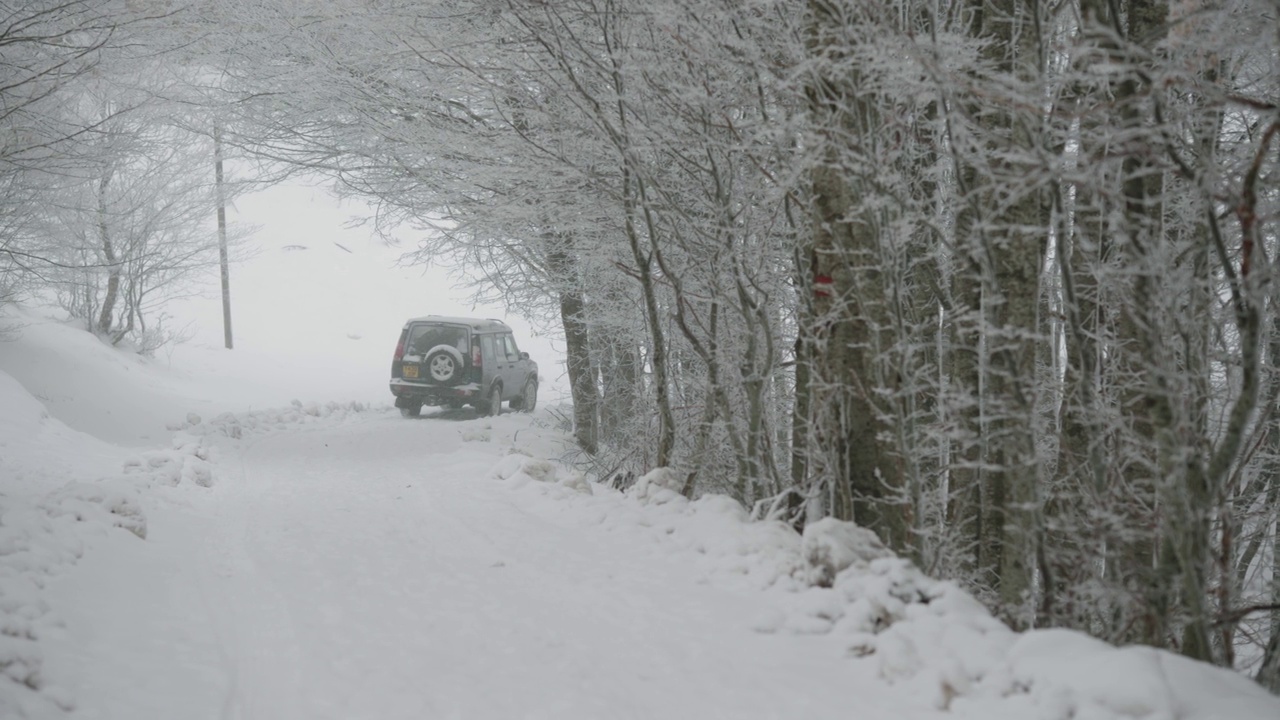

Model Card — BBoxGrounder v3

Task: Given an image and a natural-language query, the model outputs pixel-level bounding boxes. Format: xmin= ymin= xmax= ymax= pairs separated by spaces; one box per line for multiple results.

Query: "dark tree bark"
xmin=550 ymin=247 xmax=600 ymax=454
xmin=803 ymin=0 xmax=906 ymax=551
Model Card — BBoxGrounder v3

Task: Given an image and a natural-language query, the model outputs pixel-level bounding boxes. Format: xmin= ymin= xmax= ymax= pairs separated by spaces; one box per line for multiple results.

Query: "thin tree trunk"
xmin=599 ymin=331 xmax=639 ymax=444
xmin=599 ymin=7 xmax=676 ymax=469
xmin=622 ymin=174 xmax=675 ymax=467
xmin=96 ymin=171 xmax=118 ymax=335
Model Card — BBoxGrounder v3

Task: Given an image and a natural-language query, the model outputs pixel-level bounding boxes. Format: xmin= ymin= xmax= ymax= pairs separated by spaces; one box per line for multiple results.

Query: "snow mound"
xmin=0 ymin=307 xmax=397 ymax=447
xmin=627 ymin=467 xmax=687 ymax=505
xmin=0 ymin=369 xmax=127 ymax=497
xmin=479 ymin=447 xmax=1280 ymax=720
xmin=0 ymin=310 xmax=202 ymax=446
xmin=181 ymin=399 xmax=370 ymax=440
xmin=488 ymin=453 xmax=592 ymax=495
xmin=0 ymin=371 xmax=49 ymax=446
xmin=487 ymin=459 xmax=803 ymax=589
xmin=39 ymin=482 xmax=148 ymax=539
xmin=800 ymin=517 xmax=892 ymax=587
xmin=460 ymin=424 xmax=491 ymax=442
xmin=0 ymin=364 xmax=226 ymax=717
xmin=0 ymin=478 xmax=147 ymax=717
xmin=121 ymin=433 xmax=215 ymax=489
xmin=956 ymin=628 xmax=1280 ymax=720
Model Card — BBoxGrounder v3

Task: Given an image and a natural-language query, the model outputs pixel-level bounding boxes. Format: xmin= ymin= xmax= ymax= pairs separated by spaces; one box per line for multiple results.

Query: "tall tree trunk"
xmin=946 ymin=0 xmax=1048 ymax=625
xmin=96 ymin=171 xmax=118 ymax=336
xmin=1098 ymin=0 xmax=1197 ymax=654
xmin=804 ymin=0 xmax=905 ymax=551
xmin=549 ymin=246 xmax=599 ymax=455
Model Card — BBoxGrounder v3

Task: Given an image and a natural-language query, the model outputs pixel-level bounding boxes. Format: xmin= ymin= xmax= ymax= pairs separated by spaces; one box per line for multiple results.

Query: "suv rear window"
xmin=407 ymin=324 xmax=468 ymax=356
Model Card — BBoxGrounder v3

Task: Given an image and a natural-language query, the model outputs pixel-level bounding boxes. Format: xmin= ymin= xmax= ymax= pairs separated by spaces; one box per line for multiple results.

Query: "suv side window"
xmin=480 ymin=334 xmax=496 ymax=364
xmin=502 ymin=334 xmax=521 ymax=361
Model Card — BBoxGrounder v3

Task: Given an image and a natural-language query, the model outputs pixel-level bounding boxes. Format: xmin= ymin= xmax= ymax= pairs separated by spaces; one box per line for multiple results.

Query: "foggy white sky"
xmin=166 ymin=177 xmax=569 ymax=407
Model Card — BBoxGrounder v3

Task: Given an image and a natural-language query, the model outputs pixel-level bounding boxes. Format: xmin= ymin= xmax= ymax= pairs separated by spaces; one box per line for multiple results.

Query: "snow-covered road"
xmin=41 ymin=410 xmax=924 ymax=720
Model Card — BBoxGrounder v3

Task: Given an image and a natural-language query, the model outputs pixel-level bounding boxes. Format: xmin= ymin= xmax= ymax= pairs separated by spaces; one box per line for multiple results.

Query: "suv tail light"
xmin=394 ymin=329 xmax=408 ymax=361
xmin=472 ymin=343 xmax=482 ymax=367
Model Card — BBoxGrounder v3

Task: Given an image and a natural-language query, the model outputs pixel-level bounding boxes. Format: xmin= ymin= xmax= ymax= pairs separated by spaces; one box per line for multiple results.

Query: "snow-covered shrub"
xmin=800 ymin=517 xmax=892 ymax=587
xmin=489 ymin=454 xmax=561 ymax=487
xmin=489 ymin=451 xmax=593 ymax=495
xmin=627 ymin=467 xmax=687 ymax=506
xmin=559 ymin=471 xmax=592 ymax=495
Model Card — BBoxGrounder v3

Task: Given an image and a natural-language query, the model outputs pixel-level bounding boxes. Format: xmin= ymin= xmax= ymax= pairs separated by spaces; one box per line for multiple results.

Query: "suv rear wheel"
xmin=400 ymin=403 xmax=422 ymax=418
xmin=513 ymin=378 xmax=537 ymax=413
xmin=478 ymin=383 xmax=502 ymax=417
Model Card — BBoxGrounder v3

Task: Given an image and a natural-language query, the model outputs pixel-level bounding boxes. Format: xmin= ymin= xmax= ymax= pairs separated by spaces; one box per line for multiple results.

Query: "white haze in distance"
xmin=166 ymin=178 xmax=569 ymax=408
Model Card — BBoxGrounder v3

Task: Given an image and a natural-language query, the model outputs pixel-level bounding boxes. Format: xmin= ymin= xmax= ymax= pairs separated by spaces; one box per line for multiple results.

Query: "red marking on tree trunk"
xmin=814 ymin=274 xmax=833 ymax=297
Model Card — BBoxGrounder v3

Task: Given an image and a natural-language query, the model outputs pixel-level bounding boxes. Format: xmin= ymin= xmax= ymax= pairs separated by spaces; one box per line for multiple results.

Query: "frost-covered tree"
xmin=1 ymin=1 xmax=246 ymax=350
xmin=0 ymin=0 xmax=118 ymax=300
xmin=126 ymin=0 xmax=1279 ymax=686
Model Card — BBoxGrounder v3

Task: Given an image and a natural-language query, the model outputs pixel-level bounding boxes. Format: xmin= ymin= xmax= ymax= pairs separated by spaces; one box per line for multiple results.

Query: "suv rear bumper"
xmin=390 ymin=379 xmax=481 ymax=406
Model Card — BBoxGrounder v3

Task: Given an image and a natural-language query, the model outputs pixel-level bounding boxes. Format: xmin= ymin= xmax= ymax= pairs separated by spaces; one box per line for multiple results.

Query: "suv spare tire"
xmin=425 ymin=345 xmax=464 ymax=384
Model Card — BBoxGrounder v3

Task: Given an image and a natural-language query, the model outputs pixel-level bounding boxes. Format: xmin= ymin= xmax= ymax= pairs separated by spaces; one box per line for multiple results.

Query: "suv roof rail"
xmin=405 ymin=314 xmax=510 ymax=329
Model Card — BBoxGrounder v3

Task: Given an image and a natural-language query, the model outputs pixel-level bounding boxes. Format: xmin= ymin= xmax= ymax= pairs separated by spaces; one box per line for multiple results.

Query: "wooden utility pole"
xmin=214 ymin=122 xmax=233 ymax=349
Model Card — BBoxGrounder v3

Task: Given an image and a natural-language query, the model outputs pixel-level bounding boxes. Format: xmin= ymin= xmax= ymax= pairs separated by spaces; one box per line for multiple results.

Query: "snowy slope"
xmin=0 ymin=310 xmax=1276 ymax=720
xmin=0 ymin=363 xmax=161 ymax=718
xmin=0 ymin=309 xmax=260 ymax=446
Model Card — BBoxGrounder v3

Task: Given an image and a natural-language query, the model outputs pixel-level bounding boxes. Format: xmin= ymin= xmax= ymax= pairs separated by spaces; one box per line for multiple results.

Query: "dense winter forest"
xmin=2 ymin=0 xmax=1277 ymax=690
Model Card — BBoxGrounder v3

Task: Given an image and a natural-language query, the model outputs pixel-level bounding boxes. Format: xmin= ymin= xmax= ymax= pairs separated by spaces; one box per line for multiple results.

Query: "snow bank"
xmin=0 ymin=477 xmax=153 ymax=717
xmin=177 ymin=398 xmax=370 ymax=440
xmin=0 ymin=366 xmax=226 ymax=717
xmin=0 ymin=307 xmax=384 ymax=448
xmin=955 ymin=629 xmax=1280 ymax=720
xmin=0 ymin=310 xmax=200 ymax=446
xmin=0 ymin=370 xmax=48 ymax=445
xmin=488 ymin=447 xmax=808 ymax=591
xmin=480 ymin=446 xmax=1280 ymax=720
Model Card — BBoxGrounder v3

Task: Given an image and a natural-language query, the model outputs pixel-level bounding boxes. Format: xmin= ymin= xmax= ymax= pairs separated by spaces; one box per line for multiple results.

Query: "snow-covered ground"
xmin=1 ymin=184 xmax=1277 ymax=719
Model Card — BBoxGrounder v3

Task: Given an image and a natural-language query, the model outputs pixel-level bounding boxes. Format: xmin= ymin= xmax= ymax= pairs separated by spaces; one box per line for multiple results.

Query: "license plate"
xmin=402 ymin=365 xmax=418 ymax=378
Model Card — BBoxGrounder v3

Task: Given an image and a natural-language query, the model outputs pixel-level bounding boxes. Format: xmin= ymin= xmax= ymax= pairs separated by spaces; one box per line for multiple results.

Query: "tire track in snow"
xmin=194 ymin=437 xmax=306 ymax=720
xmin=198 ymin=411 xmax=933 ymax=720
